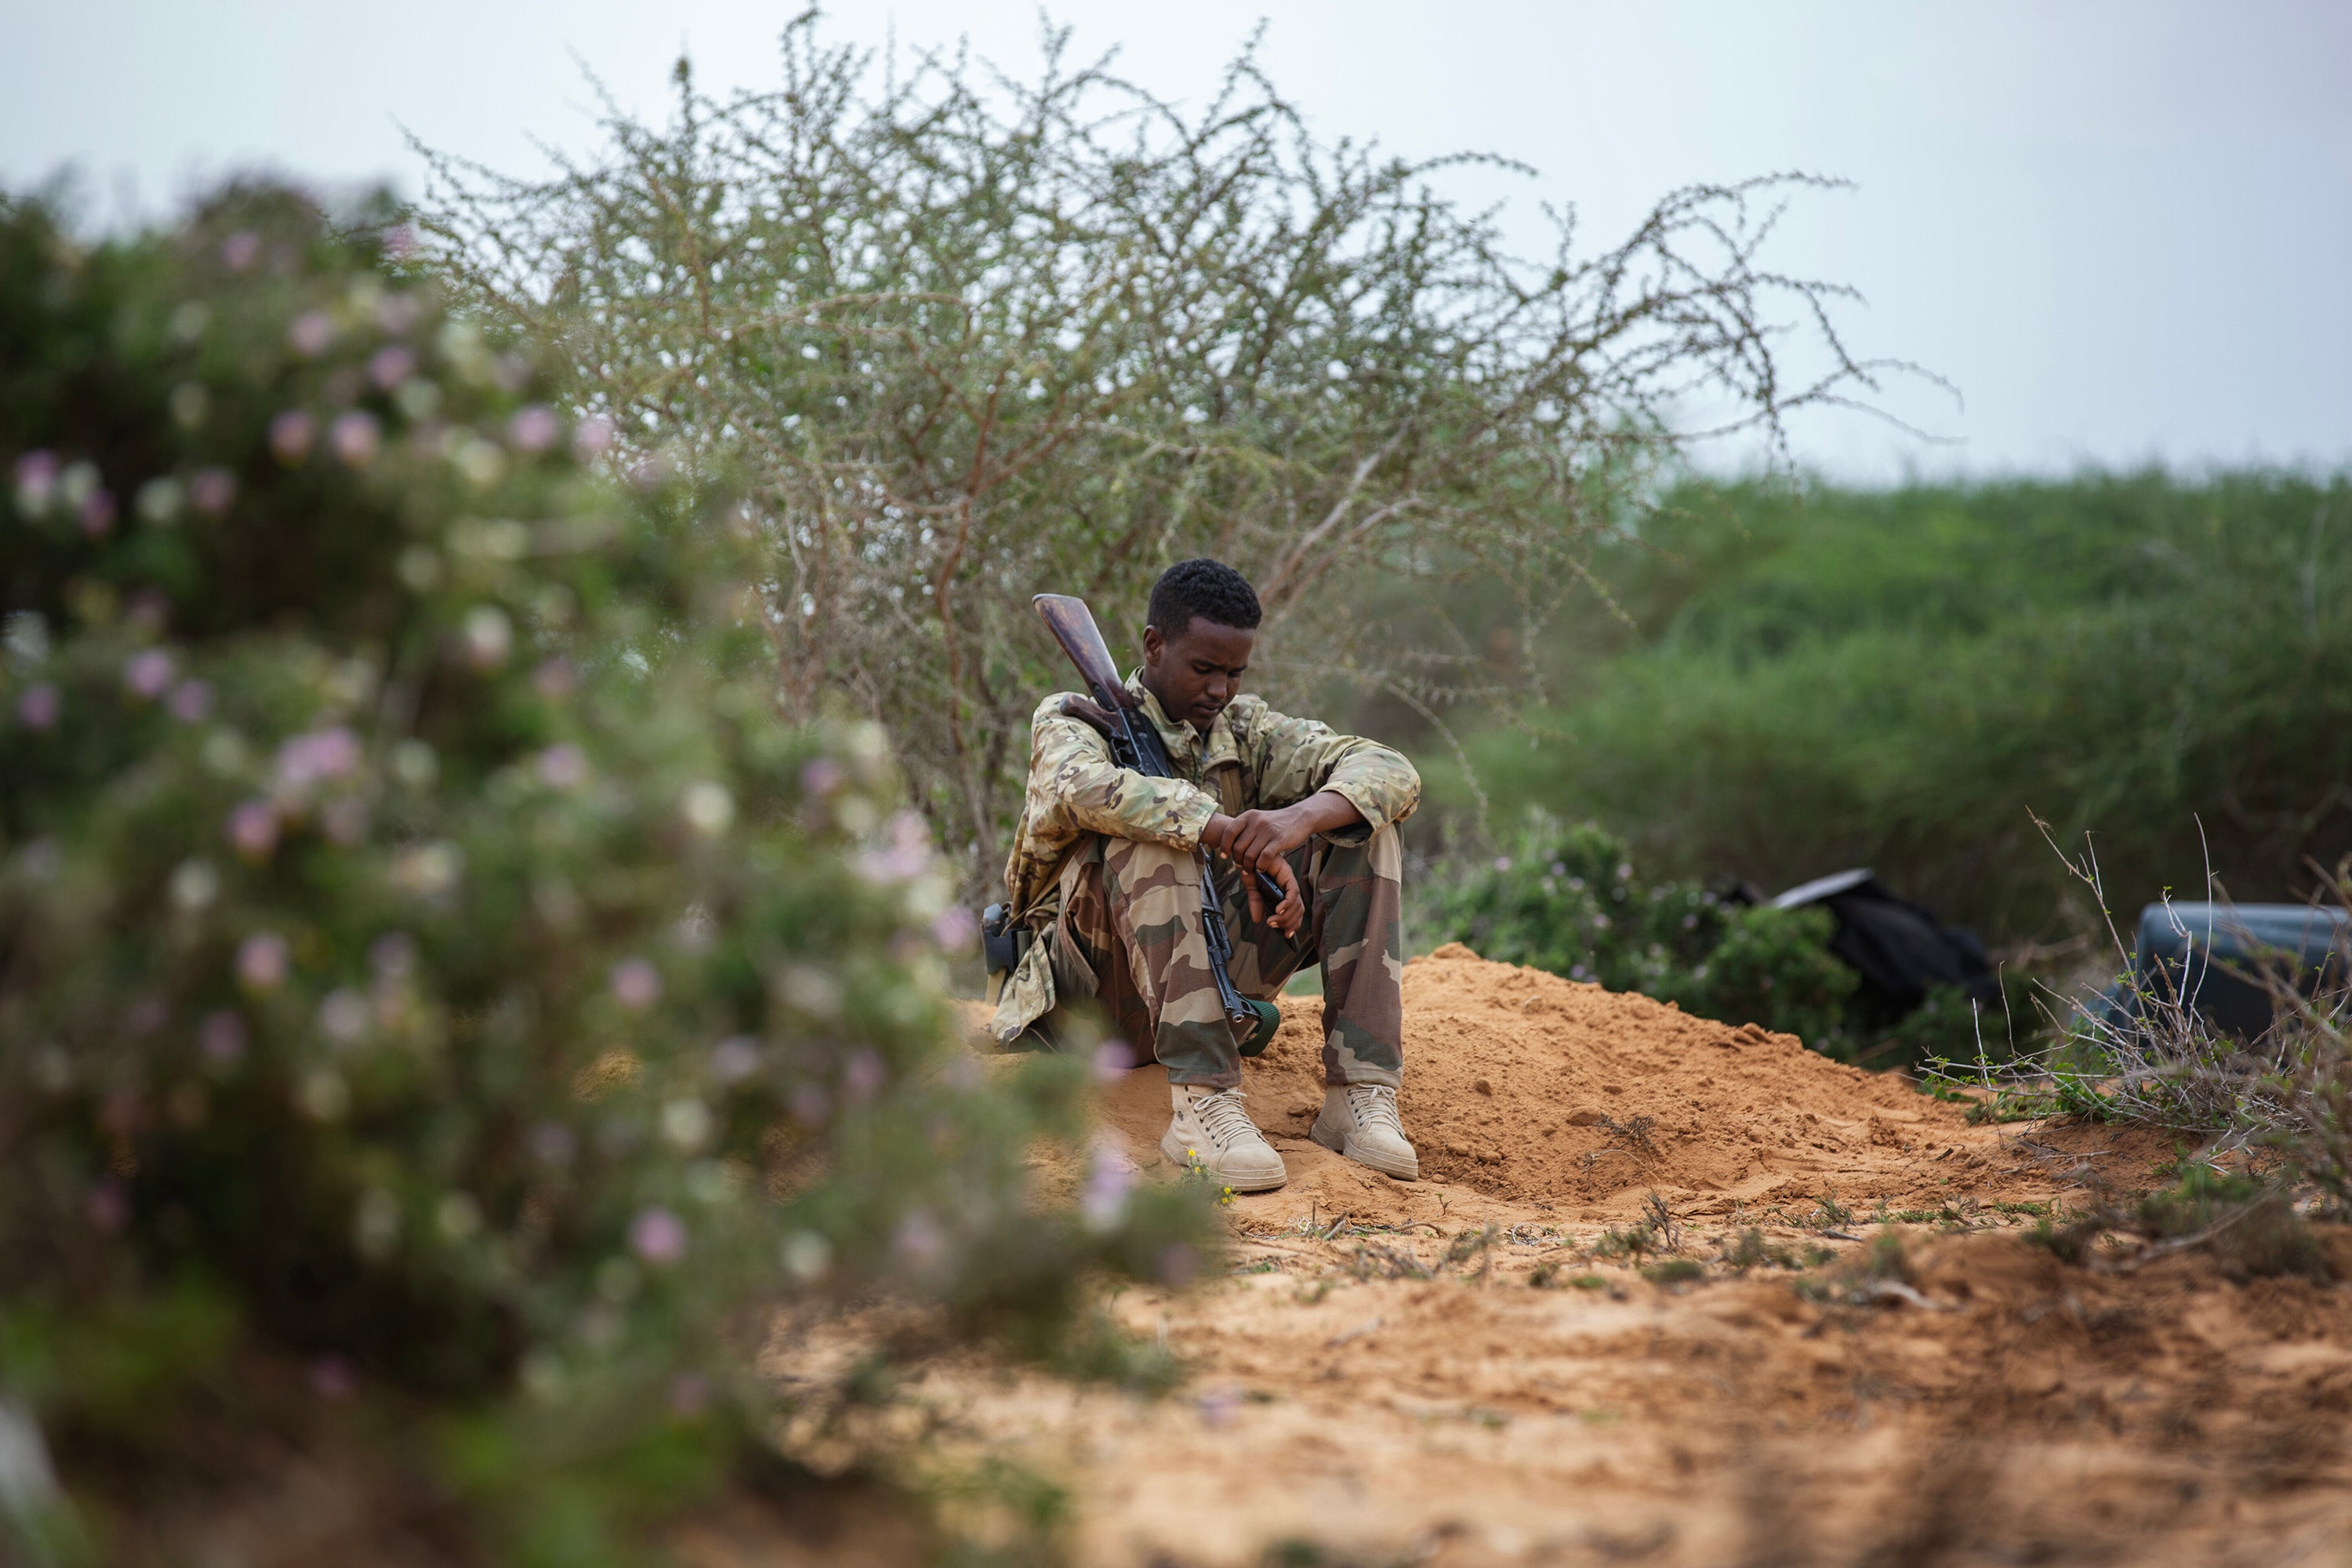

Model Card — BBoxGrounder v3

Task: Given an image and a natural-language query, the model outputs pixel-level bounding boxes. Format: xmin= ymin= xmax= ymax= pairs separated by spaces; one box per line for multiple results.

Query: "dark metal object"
xmin=1769 ymin=866 xmax=1999 ymax=1029
xmin=980 ymin=902 xmax=1025 ymax=980
xmin=1033 ymin=593 xmax=1280 ymax=1040
xmin=2109 ymin=902 xmax=2352 ymax=1040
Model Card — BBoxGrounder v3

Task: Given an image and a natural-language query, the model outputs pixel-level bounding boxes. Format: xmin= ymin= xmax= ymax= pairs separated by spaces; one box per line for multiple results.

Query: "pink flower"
xmin=123 ymin=649 xmax=174 ymax=699
xmin=508 ymin=405 xmax=559 ymax=453
xmin=536 ymin=742 xmax=590 ymax=789
xmin=630 ymin=1207 xmax=687 ymax=1265
xmin=79 ymin=489 xmax=117 ymax=538
xmin=168 ymin=680 xmax=214 ymax=722
xmin=376 ymin=290 xmax=421 ymax=333
xmin=13 ymin=449 xmax=59 ymax=513
xmin=220 ymin=230 xmax=260 ymax=271
xmin=329 ymin=411 xmax=380 ymax=468
xmin=842 ymin=1049 xmax=885 ymax=1102
xmin=800 ymin=757 xmax=845 ymax=797
xmin=709 ymin=1036 xmax=761 ymax=1084
xmin=16 ymin=684 xmax=60 ymax=730
xmin=228 ymin=800 xmax=278 ymax=860
xmin=200 ymin=1011 xmax=248 ymax=1065
xmin=1092 ymin=1038 xmax=1137 ymax=1083
xmin=1081 ymin=1134 xmax=1134 ymax=1231
xmin=930 ymin=905 xmax=978 ymax=952
xmin=380 ymin=224 xmax=417 ymax=262
xmin=238 ymin=931 xmax=290 ymax=993
xmin=532 ymin=657 xmax=576 ymax=699
xmin=270 ymin=410 xmax=316 ymax=463
xmin=893 ymin=1210 xmax=944 ymax=1269
xmin=288 ymin=311 xmax=335 ymax=358
xmin=572 ymin=414 xmax=615 ymax=458
xmin=611 ymin=957 xmax=661 ymax=1011
xmin=855 ymin=811 xmax=932 ymax=885
xmin=369 ymin=346 xmax=416 ymax=390
xmin=274 ymin=727 xmax=361 ymax=792
xmin=189 ymin=467 xmax=236 ymax=515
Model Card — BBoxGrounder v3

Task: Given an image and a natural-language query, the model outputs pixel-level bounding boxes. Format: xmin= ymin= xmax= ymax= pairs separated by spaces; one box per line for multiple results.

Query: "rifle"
xmin=1031 ymin=593 xmax=1283 ymax=1051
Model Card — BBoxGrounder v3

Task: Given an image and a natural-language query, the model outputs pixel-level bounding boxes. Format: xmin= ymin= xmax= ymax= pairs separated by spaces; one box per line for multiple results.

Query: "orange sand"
xmin=840 ymin=946 xmax=2342 ymax=1568
xmin=1079 ymin=943 xmax=2146 ymax=1228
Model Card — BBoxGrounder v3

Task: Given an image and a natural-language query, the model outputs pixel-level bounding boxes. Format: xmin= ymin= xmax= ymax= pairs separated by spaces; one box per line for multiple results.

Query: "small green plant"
xmin=2137 ymin=1165 xmax=2330 ymax=1282
xmin=1179 ymin=1148 xmax=1238 ymax=1208
xmin=1595 ymin=1113 xmax=1661 ymax=1164
xmin=1640 ymin=1191 xmax=1682 ymax=1252
xmin=1640 ymin=1258 xmax=1705 ymax=1286
xmin=1593 ymin=1221 xmax=1658 ymax=1265
xmin=1720 ymin=1227 xmax=1801 ymax=1272
xmin=1795 ymin=1229 xmax=1915 ymax=1305
xmin=1809 ymin=1190 xmax=1856 ymax=1230
xmin=1531 ymin=1264 xmax=1610 ymax=1291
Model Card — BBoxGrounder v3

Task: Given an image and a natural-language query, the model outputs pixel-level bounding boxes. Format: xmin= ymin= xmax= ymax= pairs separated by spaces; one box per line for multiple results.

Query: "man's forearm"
xmin=1202 ymin=789 xmax=1364 ymax=864
xmin=1278 ymin=789 xmax=1365 ymax=838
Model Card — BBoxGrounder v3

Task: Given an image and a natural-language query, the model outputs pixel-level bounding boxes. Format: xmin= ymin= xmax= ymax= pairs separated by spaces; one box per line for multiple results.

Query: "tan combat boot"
xmin=1161 ymin=1083 xmax=1287 ymax=1192
xmin=1311 ymin=1083 xmax=1419 ymax=1180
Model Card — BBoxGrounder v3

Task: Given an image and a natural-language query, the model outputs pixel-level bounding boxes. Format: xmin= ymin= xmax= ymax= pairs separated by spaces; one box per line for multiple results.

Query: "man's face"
xmin=1140 ymin=615 xmax=1256 ymax=731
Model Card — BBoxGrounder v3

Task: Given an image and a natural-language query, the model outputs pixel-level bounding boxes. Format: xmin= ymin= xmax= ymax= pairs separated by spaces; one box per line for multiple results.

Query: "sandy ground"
xmin=760 ymin=948 xmax=2352 ymax=1566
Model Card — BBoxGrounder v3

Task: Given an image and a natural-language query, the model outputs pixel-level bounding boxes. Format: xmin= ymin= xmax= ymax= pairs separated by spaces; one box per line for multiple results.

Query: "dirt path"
xmin=764 ymin=949 xmax=2352 ymax=1566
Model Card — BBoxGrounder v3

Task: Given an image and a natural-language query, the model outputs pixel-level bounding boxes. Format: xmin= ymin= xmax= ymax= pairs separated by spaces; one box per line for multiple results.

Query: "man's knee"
xmin=1320 ymin=822 xmax=1403 ymax=886
xmin=1101 ymin=834 xmax=1204 ymax=930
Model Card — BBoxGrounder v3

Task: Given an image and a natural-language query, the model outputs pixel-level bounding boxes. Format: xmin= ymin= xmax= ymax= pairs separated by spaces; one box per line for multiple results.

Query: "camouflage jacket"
xmin=990 ymin=672 xmax=1419 ymax=1038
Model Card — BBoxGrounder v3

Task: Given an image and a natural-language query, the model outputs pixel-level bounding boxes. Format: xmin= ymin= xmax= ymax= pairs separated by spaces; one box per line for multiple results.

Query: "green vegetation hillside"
xmin=1431 ymin=472 xmax=2352 ymax=945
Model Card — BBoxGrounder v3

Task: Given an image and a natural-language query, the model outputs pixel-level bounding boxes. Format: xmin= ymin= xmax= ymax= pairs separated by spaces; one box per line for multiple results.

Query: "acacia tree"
xmin=419 ymin=13 xmax=1907 ymax=886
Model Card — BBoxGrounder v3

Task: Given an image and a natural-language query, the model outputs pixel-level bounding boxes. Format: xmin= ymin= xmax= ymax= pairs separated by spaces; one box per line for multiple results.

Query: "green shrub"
xmin=2137 ymin=1166 xmax=2329 ymax=1283
xmin=1445 ymin=473 xmax=2352 ymax=946
xmin=2026 ymin=1165 xmax=2329 ymax=1282
xmin=1417 ymin=812 xmax=1859 ymax=1051
xmin=0 ymin=185 xmax=1208 ymax=1562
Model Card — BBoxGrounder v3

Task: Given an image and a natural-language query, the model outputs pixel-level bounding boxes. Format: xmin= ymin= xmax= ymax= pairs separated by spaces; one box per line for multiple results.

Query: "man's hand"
xmin=1240 ymin=851 xmax=1305 ymax=935
xmin=1201 ymin=790 xmax=1366 ymax=936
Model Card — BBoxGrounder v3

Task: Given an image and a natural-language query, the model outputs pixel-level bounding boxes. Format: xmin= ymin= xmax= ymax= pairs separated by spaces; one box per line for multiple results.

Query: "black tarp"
xmin=1740 ymin=868 xmax=2002 ymax=1030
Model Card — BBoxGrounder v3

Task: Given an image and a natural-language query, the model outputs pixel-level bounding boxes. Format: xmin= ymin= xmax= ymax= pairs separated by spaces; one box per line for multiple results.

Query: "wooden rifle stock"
xmin=1032 ymin=595 xmax=1131 ymax=715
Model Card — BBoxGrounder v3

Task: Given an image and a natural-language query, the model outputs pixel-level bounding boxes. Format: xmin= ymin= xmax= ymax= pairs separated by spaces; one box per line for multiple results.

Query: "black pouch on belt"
xmin=981 ymin=902 xmax=1029 ymax=980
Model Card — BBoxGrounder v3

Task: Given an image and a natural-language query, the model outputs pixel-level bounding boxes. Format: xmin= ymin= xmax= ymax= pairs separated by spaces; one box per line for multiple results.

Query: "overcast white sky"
xmin=5 ymin=2 xmax=2347 ymax=482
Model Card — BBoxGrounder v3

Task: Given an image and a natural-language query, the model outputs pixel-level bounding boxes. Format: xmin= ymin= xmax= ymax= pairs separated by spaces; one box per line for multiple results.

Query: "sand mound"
xmin=1088 ymin=944 xmax=2040 ymax=1221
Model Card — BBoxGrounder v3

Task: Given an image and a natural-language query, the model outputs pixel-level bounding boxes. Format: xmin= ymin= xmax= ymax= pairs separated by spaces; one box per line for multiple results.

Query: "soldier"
xmin=991 ymin=558 xmax=1421 ymax=1192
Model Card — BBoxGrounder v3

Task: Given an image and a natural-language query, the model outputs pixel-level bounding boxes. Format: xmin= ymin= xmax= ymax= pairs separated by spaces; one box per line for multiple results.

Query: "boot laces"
xmin=1346 ymin=1083 xmax=1403 ymax=1137
xmin=1192 ymin=1087 xmax=1260 ymax=1151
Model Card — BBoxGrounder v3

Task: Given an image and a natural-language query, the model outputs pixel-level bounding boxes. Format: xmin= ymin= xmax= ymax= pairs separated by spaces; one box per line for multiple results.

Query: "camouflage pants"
xmin=1047 ymin=828 xmax=1405 ymax=1090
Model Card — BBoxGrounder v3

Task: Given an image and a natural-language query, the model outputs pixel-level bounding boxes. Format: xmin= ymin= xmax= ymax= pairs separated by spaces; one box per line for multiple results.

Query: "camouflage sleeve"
xmin=1026 ymin=695 xmax=1218 ymax=851
xmin=1237 ymin=699 xmax=1421 ymax=843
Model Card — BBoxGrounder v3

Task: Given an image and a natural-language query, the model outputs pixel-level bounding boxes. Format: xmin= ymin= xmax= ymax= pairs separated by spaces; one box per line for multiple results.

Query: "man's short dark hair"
xmin=1146 ymin=557 xmax=1261 ymax=637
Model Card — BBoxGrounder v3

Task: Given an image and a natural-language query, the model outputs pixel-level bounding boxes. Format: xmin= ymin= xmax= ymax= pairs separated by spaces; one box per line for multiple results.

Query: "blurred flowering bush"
xmin=0 ymin=185 xmax=1207 ymax=1563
